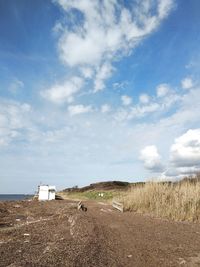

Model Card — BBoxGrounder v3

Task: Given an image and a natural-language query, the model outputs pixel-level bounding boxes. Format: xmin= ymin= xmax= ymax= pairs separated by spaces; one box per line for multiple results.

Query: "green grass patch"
xmin=82 ymin=191 xmax=114 ymax=200
xmin=60 ymin=189 xmax=122 ymax=201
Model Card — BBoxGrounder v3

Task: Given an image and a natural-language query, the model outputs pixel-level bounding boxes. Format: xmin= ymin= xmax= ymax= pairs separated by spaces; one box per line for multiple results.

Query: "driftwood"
xmin=77 ymin=201 xmax=87 ymax=212
xmin=112 ymin=201 xmax=124 ymax=212
xmin=0 ymin=222 xmax=12 ymax=228
xmin=55 ymin=195 xmax=64 ymax=200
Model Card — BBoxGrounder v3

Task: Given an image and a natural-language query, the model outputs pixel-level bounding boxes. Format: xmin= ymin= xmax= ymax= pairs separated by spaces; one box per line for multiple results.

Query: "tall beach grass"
xmin=119 ymin=175 xmax=200 ymax=222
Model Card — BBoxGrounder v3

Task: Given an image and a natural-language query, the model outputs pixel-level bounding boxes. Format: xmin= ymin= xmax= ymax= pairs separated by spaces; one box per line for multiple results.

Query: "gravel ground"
xmin=0 ymin=199 xmax=200 ymax=267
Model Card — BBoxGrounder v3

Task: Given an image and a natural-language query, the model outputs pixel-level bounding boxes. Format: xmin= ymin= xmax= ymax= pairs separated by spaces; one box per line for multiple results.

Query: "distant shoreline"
xmin=0 ymin=194 xmax=33 ymax=201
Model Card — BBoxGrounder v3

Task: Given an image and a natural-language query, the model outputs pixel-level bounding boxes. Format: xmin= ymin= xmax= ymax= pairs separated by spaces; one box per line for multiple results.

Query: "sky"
xmin=0 ymin=0 xmax=200 ymax=193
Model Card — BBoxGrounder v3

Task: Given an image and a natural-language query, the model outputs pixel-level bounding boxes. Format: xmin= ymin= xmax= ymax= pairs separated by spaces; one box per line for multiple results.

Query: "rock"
xmin=13 ymin=205 xmax=20 ymax=208
xmin=23 ymin=233 xmax=30 ymax=236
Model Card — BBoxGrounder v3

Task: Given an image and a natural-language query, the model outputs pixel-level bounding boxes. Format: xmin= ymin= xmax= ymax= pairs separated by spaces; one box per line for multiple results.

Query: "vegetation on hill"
xmin=63 ymin=181 xmax=131 ymax=193
xmin=61 ymin=181 xmax=131 ymax=201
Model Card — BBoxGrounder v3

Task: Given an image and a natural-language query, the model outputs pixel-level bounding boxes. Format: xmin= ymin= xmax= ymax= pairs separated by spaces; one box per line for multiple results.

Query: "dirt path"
xmin=0 ymin=200 xmax=200 ymax=266
xmin=86 ymin=201 xmax=200 ymax=266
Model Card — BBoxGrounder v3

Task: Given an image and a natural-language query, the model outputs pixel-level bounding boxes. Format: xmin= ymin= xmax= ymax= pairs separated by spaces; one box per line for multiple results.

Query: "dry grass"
xmin=119 ymin=176 xmax=200 ymax=222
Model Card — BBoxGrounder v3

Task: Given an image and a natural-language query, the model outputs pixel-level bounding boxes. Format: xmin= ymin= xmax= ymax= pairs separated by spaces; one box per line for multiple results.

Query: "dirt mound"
xmin=63 ymin=181 xmax=130 ymax=193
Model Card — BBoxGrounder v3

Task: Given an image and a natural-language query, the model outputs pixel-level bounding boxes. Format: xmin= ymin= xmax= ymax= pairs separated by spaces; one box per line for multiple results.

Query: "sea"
xmin=0 ymin=194 xmax=33 ymax=201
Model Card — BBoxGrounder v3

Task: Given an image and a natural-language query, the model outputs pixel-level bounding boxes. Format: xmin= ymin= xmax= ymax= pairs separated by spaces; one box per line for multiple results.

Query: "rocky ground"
xmin=0 ymin=199 xmax=200 ymax=267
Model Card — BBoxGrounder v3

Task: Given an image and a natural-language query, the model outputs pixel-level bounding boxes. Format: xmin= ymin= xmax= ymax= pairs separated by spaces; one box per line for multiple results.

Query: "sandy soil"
xmin=0 ymin=199 xmax=200 ymax=267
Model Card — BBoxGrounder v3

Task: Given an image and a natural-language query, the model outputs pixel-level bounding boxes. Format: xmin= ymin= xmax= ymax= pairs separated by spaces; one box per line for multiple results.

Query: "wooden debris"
xmin=77 ymin=201 xmax=87 ymax=212
xmin=112 ymin=201 xmax=124 ymax=212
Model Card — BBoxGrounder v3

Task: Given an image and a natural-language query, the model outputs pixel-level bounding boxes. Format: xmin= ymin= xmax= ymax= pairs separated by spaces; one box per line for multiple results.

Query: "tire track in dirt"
xmin=1 ymin=200 xmax=200 ymax=266
xmin=83 ymin=201 xmax=200 ymax=267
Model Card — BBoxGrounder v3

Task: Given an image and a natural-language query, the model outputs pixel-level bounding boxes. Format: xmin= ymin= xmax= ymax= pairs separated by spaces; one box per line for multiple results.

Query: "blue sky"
xmin=0 ymin=0 xmax=200 ymax=193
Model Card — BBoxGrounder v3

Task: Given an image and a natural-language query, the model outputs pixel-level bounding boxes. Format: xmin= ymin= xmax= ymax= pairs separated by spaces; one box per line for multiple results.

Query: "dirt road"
xmin=0 ymin=199 xmax=200 ymax=266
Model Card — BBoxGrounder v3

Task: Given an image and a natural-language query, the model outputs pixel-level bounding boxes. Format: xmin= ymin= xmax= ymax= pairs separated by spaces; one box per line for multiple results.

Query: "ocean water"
xmin=0 ymin=194 xmax=33 ymax=201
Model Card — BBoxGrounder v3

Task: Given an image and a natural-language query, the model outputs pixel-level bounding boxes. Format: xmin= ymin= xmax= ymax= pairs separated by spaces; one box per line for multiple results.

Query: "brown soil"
xmin=0 ymin=199 xmax=200 ymax=267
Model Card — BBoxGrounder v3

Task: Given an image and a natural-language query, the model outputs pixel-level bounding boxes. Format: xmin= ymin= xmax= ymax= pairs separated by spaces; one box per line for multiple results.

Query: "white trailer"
xmin=38 ymin=185 xmax=56 ymax=201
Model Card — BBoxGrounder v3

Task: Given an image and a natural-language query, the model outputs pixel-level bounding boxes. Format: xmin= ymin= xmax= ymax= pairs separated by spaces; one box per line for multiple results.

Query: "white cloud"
xmin=165 ymin=166 xmax=200 ymax=177
xmin=156 ymin=83 xmax=170 ymax=97
xmin=0 ymin=99 xmax=31 ymax=146
xmin=140 ymin=145 xmax=164 ymax=172
xmin=160 ymin=93 xmax=181 ymax=109
xmin=139 ymin=93 xmax=150 ymax=104
xmin=129 ymin=103 xmax=160 ymax=119
xmin=121 ymin=95 xmax=132 ymax=106
xmin=9 ymin=79 xmax=24 ymax=93
xmin=57 ymin=0 xmax=174 ymax=67
xmin=54 ymin=0 xmax=174 ymax=93
xmin=68 ymin=104 xmax=92 ymax=116
xmin=114 ymin=102 xmax=161 ymax=121
xmin=80 ymin=67 xmax=94 ymax=79
xmin=114 ymin=108 xmax=129 ymax=122
xmin=41 ymin=77 xmax=83 ymax=104
xmin=101 ymin=104 xmax=111 ymax=113
xmin=94 ymin=62 xmax=113 ymax=92
xmin=2 ymin=85 xmax=200 ymax=192
xmin=115 ymin=84 xmax=182 ymax=122
xmin=181 ymin=77 xmax=193 ymax=89
xmin=113 ymin=81 xmax=128 ymax=91
xmin=52 ymin=21 xmax=63 ymax=34
xmin=170 ymin=129 xmax=200 ymax=168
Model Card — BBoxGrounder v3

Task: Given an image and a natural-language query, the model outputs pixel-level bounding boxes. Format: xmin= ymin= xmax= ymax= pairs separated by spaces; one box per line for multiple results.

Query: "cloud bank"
xmin=140 ymin=128 xmax=200 ymax=178
xmin=140 ymin=145 xmax=164 ymax=172
xmin=168 ymin=129 xmax=200 ymax=175
xmin=42 ymin=0 xmax=174 ymax=103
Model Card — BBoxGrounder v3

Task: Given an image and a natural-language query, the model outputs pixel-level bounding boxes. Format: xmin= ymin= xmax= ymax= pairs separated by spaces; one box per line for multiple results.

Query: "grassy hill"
xmin=60 ymin=181 xmax=135 ymax=201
